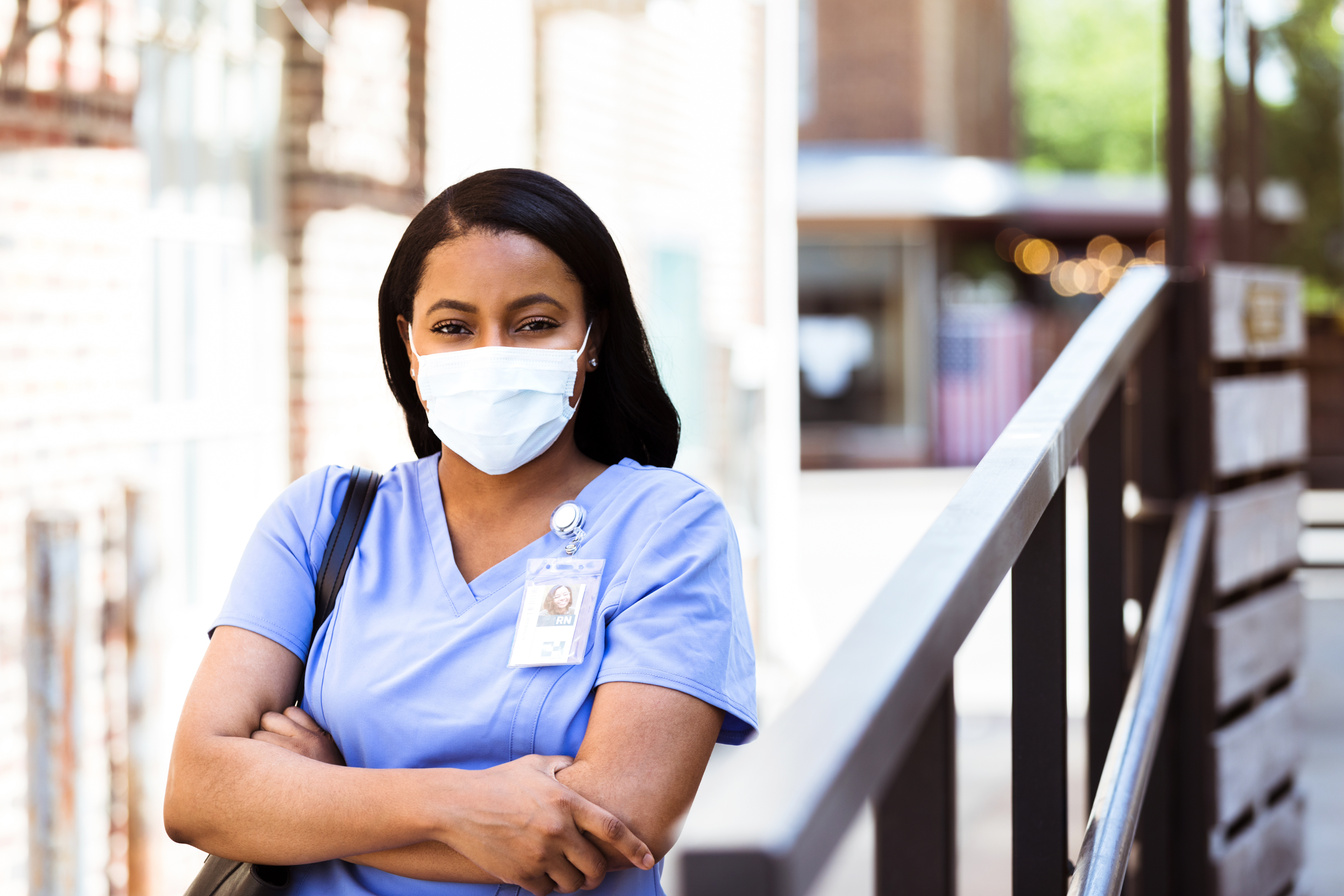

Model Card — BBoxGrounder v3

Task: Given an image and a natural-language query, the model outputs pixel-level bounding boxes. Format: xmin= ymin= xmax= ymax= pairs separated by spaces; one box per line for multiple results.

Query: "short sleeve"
xmin=596 ymin=488 xmax=759 ymax=744
xmin=210 ymin=466 xmax=347 ymax=662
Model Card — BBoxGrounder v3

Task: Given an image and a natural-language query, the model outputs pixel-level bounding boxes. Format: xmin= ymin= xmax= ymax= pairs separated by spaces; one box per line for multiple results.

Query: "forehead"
xmin=414 ymin=231 xmax=580 ymax=313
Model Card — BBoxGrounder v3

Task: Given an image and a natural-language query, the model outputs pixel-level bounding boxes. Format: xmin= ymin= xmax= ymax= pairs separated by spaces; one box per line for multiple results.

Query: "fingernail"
xmin=642 ymin=853 xmax=655 ymax=869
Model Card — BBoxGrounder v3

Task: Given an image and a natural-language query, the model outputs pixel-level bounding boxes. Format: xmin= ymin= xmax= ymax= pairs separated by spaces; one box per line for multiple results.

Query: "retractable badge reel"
xmin=507 ymin=501 xmax=605 ymax=668
xmin=550 ymin=501 xmax=586 ymax=555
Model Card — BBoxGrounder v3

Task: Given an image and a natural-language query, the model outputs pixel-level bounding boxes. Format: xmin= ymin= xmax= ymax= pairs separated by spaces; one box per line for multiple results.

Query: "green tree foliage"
xmin=1013 ymin=0 xmax=1342 ymax=309
xmin=1262 ymin=0 xmax=1344 ymax=298
xmin=1013 ymin=0 xmax=1166 ymax=172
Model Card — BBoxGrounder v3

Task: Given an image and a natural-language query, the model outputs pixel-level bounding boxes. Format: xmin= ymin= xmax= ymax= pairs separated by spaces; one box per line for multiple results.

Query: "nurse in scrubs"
xmin=164 ymin=168 xmax=758 ymax=896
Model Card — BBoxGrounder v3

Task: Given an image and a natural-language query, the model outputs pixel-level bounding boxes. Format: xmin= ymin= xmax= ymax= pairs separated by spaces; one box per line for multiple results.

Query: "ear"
xmin=397 ymin=315 xmax=417 ymax=380
xmin=584 ymin=313 xmax=606 ymax=367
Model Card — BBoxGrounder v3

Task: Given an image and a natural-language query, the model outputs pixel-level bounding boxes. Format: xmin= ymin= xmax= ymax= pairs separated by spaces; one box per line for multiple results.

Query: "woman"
xmin=541 ymin=585 xmax=576 ymax=617
xmin=164 ymin=168 xmax=758 ymax=896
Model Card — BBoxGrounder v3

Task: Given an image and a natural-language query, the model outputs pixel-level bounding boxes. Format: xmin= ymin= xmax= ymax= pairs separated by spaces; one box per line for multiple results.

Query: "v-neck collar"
xmin=414 ymin=454 xmax=623 ymax=613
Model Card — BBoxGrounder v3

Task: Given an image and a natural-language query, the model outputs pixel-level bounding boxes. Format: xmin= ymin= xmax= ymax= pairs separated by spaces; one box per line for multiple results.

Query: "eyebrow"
xmin=423 ymin=293 xmax=567 ymax=316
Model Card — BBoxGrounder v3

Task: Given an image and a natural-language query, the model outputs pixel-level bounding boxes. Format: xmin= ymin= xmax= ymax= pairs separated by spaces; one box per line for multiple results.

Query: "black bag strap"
xmin=295 ymin=465 xmax=380 ymax=706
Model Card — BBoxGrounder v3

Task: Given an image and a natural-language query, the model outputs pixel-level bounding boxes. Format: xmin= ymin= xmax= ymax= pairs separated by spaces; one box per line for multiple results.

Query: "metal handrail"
xmin=677 ymin=265 xmax=1171 ymax=896
xmin=1068 ymin=496 xmax=1210 ymax=896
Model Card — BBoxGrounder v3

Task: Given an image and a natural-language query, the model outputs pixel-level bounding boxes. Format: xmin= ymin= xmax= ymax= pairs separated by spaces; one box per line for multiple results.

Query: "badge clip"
xmin=550 ymin=501 xmax=586 ymax=555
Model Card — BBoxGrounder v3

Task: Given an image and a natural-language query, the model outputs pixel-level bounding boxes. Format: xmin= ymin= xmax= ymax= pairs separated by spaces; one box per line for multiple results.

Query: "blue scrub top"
xmin=212 ymin=454 xmax=759 ymax=896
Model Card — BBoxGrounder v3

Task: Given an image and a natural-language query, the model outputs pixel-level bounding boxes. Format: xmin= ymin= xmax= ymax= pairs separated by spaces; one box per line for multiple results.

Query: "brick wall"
xmin=799 ymin=0 xmax=1013 ymax=157
xmin=798 ymin=0 xmax=925 ymax=143
xmin=0 ymin=147 xmax=152 ymax=894
xmin=276 ymin=0 xmax=428 ymax=478
xmin=2 ymin=1 xmax=292 ymax=891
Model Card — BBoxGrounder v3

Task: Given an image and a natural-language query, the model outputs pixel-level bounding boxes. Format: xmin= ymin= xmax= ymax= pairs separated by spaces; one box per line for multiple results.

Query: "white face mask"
xmin=409 ymin=324 xmax=592 ymax=475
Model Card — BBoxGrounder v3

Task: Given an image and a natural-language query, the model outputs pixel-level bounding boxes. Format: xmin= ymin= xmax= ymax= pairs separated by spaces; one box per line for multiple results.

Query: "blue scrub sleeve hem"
xmin=594 ymin=666 xmax=759 ymax=745
xmin=209 ymin=615 xmax=310 ymax=664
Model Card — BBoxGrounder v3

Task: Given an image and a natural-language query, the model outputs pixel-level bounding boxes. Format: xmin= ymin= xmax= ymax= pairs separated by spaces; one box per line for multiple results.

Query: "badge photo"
xmin=508 ymin=558 xmax=605 ymax=667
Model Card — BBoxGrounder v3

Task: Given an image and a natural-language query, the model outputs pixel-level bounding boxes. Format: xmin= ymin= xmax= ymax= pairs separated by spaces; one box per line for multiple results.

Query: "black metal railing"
xmin=1068 ymin=496 xmax=1208 ymax=896
xmin=676 ymin=265 xmax=1212 ymax=896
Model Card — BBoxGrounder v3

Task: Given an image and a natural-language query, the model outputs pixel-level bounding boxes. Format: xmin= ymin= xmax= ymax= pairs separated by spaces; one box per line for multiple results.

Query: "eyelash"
xmin=429 ymin=317 xmax=560 ymax=336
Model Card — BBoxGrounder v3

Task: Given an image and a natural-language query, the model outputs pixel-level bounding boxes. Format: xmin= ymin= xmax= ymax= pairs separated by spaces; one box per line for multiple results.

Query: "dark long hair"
xmin=378 ymin=168 xmax=680 ymax=467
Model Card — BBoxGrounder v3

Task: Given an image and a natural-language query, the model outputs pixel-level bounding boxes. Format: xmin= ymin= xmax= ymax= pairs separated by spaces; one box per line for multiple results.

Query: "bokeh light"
xmin=1051 ymin=259 xmax=1082 ymax=296
xmin=1087 ymin=235 xmax=1116 ymax=261
xmin=1010 ymin=231 xmax=1148 ymax=298
xmin=996 ymin=228 xmax=1026 ymax=261
xmin=1016 ymin=237 xmax=1059 ymax=275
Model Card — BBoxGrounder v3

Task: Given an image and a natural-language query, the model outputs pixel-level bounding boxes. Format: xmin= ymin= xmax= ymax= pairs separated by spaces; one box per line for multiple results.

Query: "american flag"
xmin=936 ymin=304 xmax=1034 ymax=466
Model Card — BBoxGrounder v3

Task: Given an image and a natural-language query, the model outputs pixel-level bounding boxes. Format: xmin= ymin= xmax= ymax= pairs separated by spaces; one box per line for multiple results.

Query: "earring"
xmin=589 ymin=358 xmax=598 ymax=368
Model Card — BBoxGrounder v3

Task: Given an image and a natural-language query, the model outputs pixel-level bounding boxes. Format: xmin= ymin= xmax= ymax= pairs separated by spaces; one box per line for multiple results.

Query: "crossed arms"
xmin=163 ymin=625 xmax=725 ymax=895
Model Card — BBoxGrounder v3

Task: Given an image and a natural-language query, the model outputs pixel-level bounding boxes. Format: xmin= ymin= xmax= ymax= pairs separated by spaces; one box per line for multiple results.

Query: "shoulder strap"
xmin=295 ymin=465 xmax=381 ymax=705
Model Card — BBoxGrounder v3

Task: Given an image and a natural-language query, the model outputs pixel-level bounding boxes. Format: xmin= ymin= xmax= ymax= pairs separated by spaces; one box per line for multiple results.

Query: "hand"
xmin=250 ymin=706 xmax=345 ymax=766
xmin=437 ymin=755 xmax=655 ymax=895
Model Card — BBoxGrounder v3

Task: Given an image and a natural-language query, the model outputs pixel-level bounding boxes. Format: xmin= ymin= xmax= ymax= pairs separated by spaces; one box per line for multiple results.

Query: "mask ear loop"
xmin=407 ymin=328 xmax=422 ymax=379
xmin=565 ymin=322 xmax=595 ymax=417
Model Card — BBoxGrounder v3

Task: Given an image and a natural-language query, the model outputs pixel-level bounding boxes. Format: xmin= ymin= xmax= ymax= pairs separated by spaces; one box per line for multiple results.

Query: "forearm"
xmin=554 ymin=684 xmax=726 ymax=868
xmin=165 ymin=734 xmax=451 ymax=865
xmin=344 ymin=841 xmax=499 ymax=883
xmin=556 ymin=760 xmax=670 ymax=869
xmin=169 ymin=628 xmax=656 ymax=891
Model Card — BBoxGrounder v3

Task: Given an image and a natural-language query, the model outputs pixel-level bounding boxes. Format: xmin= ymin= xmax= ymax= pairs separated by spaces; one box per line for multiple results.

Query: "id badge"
xmin=507 ymin=557 xmax=605 ymax=667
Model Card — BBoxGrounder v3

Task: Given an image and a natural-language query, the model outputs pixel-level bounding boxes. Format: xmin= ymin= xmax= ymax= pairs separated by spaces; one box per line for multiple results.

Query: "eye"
xmin=431 ymin=320 xmax=472 ymax=336
xmin=518 ymin=317 xmax=560 ymax=332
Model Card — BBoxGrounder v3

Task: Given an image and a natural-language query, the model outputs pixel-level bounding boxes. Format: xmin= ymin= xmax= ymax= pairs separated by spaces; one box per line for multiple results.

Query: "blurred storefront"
xmin=794 ymin=0 xmax=1302 ymax=471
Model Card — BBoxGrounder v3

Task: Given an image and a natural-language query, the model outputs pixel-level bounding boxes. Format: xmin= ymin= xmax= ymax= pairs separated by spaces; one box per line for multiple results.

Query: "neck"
xmin=435 ymin=433 xmax=606 ymax=526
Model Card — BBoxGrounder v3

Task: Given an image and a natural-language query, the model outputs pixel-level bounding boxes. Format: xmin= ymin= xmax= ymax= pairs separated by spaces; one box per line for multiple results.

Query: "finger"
xmin=518 ymin=875 xmax=556 ymax=896
xmin=257 ymin=710 xmax=305 ymax=737
xmin=249 ymin=730 xmax=291 ymax=748
xmin=539 ymin=755 xmax=575 ymax=777
xmin=546 ymin=862 xmax=586 ymax=894
xmin=561 ymin=832 xmax=608 ymax=890
xmin=282 ymin=705 xmax=324 ymax=734
xmin=570 ymin=800 xmax=654 ymax=871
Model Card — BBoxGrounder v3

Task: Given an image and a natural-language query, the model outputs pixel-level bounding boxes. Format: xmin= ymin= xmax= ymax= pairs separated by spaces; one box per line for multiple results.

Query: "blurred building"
xmin=793 ymin=0 xmax=1303 ymax=470
xmin=795 ymin=0 xmax=1012 ymax=468
xmin=2 ymin=0 xmax=291 ymax=887
xmin=1 ymin=0 xmax=794 ymax=891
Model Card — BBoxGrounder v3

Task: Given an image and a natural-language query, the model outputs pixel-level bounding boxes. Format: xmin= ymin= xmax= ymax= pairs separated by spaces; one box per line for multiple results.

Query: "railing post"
xmin=1013 ymin=483 xmax=1069 ymax=895
xmin=1086 ymin=385 xmax=1128 ymax=806
xmin=1168 ymin=271 xmax=1214 ymax=896
xmin=1132 ymin=304 xmax=1177 ymax=896
xmin=875 ymin=678 xmax=955 ymax=896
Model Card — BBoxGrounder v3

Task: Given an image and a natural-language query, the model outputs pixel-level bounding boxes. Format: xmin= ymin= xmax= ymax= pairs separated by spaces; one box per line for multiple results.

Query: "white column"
xmin=758 ymin=0 xmax=802 ymax=702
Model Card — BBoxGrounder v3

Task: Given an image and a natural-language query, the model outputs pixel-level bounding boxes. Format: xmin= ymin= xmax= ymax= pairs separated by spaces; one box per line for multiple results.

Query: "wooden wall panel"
xmin=1212 ymin=475 xmax=1304 ymax=595
xmin=1211 ymin=580 xmax=1304 ymax=711
xmin=1210 ymin=687 xmax=1302 ymax=825
xmin=1211 ymin=793 xmax=1304 ymax=896
xmin=1210 ymin=264 xmax=1305 ymax=360
xmin=1212 ymin=372 xmax=1309 ymax=477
